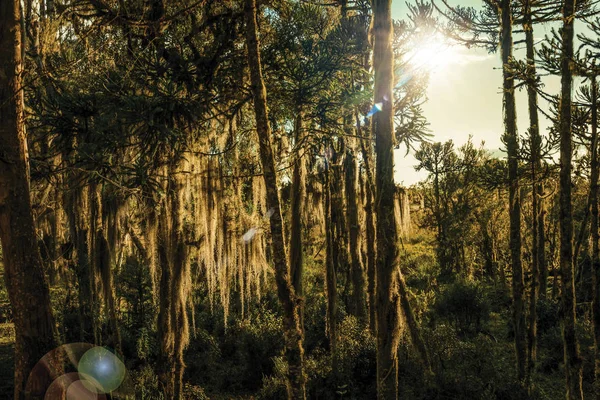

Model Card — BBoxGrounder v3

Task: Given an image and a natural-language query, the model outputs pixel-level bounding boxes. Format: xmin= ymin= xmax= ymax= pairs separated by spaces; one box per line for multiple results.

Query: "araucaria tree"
xmin=244 ymin=0 xmax=306 ymax=397
xmin=559 ymin=0 xmax=584 ymax=397
xmin=371 ymin=0 xmax=402 ymax=398
xmin=0 ymin=0 xmax=59 ymax=398
xmin=6 ymin=0 xmax=600 ymax=398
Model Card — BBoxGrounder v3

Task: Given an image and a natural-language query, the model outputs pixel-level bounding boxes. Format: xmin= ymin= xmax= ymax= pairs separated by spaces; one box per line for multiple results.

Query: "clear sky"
xmin=391 ymin=0 xmax=562 ymax=186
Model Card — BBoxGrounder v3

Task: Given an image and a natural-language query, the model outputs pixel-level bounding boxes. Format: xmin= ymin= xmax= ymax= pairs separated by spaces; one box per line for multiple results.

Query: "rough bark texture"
xmin=398 ymin=270 xmax=431 ymax=373
xmin=345 ymin=148 xmax=367 ymax=323
xmin=157 ymin=162 xmax=191 ymax=400
xmin=101 ymin=190 xmax=123 ymax=354
xmin=499 ymin=0 xmax=526 ymax=383
xmin=0 ymin=0 xmax=59 ymax=398
xmin=62 ymin=130 xmax=97 ymax=345
xmin=244 ymin=0 xmax=306 ymax=397
xmin=523 ymin=0 xmax=541 ymax=389
xmin=590 ymin=75 xmax=599 ymax=400
xmin=324 ymin=167 xmax=338 ymax=362
xmin=372 ymin=1 xmax=402 ymax=398
xmin=290 ymin=110 xmax=306 ymax=328
xmin=357 ymin=114 xmax=377 ymax=333
xmin=559 ymin=0 xmax=584 ymax=397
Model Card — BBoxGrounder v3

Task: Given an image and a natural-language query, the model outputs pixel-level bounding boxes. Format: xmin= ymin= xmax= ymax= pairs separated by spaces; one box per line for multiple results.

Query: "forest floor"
xmin=0 ymin=323 xmax=14 ymax=399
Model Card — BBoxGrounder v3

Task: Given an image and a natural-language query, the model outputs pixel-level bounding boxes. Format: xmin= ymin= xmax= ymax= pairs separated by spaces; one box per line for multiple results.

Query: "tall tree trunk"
xmin=64 ymin=169 xmax=95 ymax=343
xmin=523 ymin=0 xmax=542 ymax=389
xmin=559 ymin=0 xmax=584 ymax=397
xmin=372 ymin=1 xmax=402 ymax=398
xmin=157 ymin=161 xmax=191 ymax=400
xmin=590 ymin=75 xmax=600 ymax=400
xmin=102 ymin=190 xmax=123 ymax=354
xmin=538 ymin=189 xmax=548 ymax=299
xmin=398 ymin=270 xmax=432 ymax=373
xmin=330 ymin=145 xmax=350 ymax=312
xmin=357 ymin=112 xmax=377 ymax=334
xmin=244 ymin=0 xmax=306 ymax=398
xmin=0 ymin=0 xmax=59 ymax=397
xmin=290 ymin=109 xmax=306 ymax=329
xmin=345 ymin=148 xmax=367 ymax=323
xmin=324 ymin=166 xmax=338 ymax=364
xmin=499 ymin=0 xmax=526 ymax=383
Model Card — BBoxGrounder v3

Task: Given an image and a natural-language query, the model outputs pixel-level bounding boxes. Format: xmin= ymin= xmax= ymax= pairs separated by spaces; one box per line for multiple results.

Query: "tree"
xmin=244 ymin=0 xmax=306 ymax=398
xmin=558 ymin=0 xmax=584 ymax=397
xmin=497 ymin=0 xmax=527 ymax=384
xmin=372 ymin=0 xmax=402 ymax=398
xmin=590 ymin=73 xmax=600 ymax=400
xmin=518 ymin=0 xmax=546 ymax=389
xmin=0 ymin=0 xmax=59 ymax=398
xmin=432 ymin=0 xmax=527 ymax=383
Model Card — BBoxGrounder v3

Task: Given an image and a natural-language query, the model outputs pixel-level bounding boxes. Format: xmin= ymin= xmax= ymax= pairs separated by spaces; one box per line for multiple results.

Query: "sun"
xmin=404 ymin=33 xmax=460 ymax=74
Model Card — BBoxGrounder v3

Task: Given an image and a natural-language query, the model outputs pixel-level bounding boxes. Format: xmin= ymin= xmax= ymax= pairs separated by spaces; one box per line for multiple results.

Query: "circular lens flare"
xmin=78 ymin=347 xmax=126 ymax=393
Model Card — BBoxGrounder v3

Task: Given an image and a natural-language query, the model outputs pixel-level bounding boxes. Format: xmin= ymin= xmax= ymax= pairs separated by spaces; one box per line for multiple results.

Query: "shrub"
xmin=432 ymin=280 xmax=490 ymax=336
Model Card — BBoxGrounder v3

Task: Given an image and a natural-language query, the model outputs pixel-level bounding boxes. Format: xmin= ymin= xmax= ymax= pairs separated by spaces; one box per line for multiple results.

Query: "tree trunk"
xmin=559 ymin=0 xmax=584 ymax=397
xmin=63 ymin=168 xmax=95 ymax=344
xmin=357 ymin=112 xmax=377 ymax=334
xmin=499 ymin=0 xmax=526 ymax=383
xmin=398 ymin=270 xmax=432 ymax=373
xmin=0 ymin=0 xmax=59 ymax=397
xmin=324 ymin=166 xmax=338 ymax=363
xmin=157 ymin=162 xmax=191 ymax=400
xmin=372 ymin=1 xmax=402 ymax=398
xmin=538 ymin=187 xmax=547 ymax=299
xmin=101 ymin=190 xmax=123 ymax=354
xmin=590 ymin=75 xmax=599 ymax=400
xmin=345 ymin=148 xmax=367 ymax=323
xmin=523 ymin=0 xmax=542 ymax=389
xmin=290 ymin=109 xmax=306 ymax=329
xmin=244 ymin=0 xmax=306 ymax=397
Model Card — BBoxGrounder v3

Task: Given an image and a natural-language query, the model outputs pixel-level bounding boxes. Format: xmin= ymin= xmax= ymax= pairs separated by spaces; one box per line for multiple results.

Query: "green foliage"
xmin=332 ymin=316 xmax=377 ymax=398
xmin=259 ymin=316 xmax=377 ymax=400
xmin=185 ymin=303 xmax=284 ymax=395
xmin=432 ymin=280 xmax=490 ymax=336
xmin=426 ymin=325 xmax=529 ymax=399
xmin=129 ymin=364 xmax=165 ymax=400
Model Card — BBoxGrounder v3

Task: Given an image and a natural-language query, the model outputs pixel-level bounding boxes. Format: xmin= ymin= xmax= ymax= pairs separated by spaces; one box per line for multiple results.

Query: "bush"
xmin=259 ymin=316 xmax=377 ymax=400
xmin=425 ymin=324 xmax=529 ymax=400
xmin=187 ymin=303 xmax=284 ymax=395
xmin=432 ymin=280 xmax=490 ymax=336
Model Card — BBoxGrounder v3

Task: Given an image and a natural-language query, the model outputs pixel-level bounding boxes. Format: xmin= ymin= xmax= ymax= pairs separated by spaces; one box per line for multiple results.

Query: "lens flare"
xmin=242 ymin=227 xmax=258 ymax=243
xmin=77 ymin=347 xmax=126 ymax=394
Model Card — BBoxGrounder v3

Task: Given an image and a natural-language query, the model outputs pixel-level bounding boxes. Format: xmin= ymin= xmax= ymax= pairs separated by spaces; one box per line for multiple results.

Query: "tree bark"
xmin=244 ymin=0 xmax=306 ymax=398
xmin=590 ymin=75 xmax=600 ymax=400
xmin=324 ymin=166 xmax=338 ymax=364
xmin=0 ymin=0 xmax=59 ymax=398
xmin=157 ymin=162 xmax=190 ymax=400
xmin=559 ymin=0 xmax=584 ymax=397
xmin=398 ymin=270 xmax=432 ymax=373
xmin=290 ymin=109 xmax=306 ymax=329
xmin=499 ymin=0 xmax=526 ymax=383
xmin=523 ymin=0 xmax=542 ymax=389
xmin=345 ymin=148 xmax=367 ymax=323
xmin=372 ymin=1 xmax=402 ymax=398
xmin=63 ymin=165 xmax=95 ymax=344
xmin=357 ymin=112 xmax=377 ymax=334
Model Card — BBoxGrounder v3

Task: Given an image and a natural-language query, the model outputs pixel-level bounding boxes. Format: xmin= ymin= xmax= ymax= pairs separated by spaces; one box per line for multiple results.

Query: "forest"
xmin=1 ymin=0 xmax=600 ymax=398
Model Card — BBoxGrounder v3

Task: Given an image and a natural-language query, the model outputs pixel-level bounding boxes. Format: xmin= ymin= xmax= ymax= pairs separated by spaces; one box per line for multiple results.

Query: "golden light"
xmin=405 ymin=33 xmax=460 ymax=75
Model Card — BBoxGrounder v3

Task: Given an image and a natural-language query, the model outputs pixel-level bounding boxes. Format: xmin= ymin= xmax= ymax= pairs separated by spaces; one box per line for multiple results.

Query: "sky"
xmin=391 ymin=0 xmax=563 ymax=186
